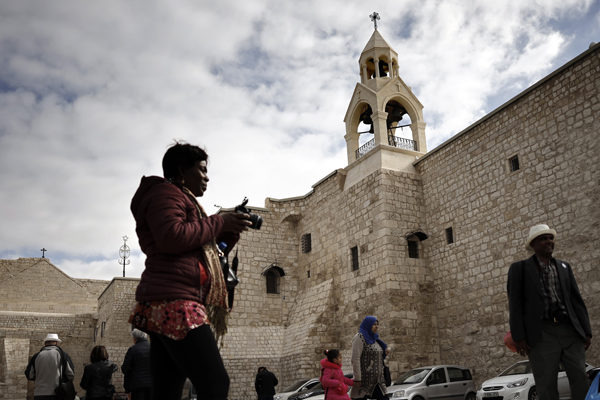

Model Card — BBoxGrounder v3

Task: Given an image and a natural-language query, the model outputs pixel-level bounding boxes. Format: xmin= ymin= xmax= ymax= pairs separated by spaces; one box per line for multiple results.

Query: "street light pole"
xmin=118 ymin=235 xmax=130 ymax=277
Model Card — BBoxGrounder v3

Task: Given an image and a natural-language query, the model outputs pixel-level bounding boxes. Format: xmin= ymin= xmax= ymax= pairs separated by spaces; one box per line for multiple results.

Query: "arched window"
xmin=406 ymin=231 xmax=428 ymax=259
xmin=261 ymin=265 xmax=285 ymax=294
xmin=407 ymin=236 xmax=420 ymax=258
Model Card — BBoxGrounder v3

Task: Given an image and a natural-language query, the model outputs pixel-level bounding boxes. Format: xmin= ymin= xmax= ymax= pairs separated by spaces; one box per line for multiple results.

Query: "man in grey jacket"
xmin=25 ymin=333 xmax=74 ymax=399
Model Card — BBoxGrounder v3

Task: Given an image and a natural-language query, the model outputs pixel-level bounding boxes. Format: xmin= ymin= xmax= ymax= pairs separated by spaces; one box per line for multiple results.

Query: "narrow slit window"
xmin=351 ymin=246 xmax=359 ymax=271
xmin=445 ymin=227 xmax=454 ymax=244
xmin=301 ymin=233 xmax=312 ymax=253
xmin=509 ymin=155 xmax=520 ymax=172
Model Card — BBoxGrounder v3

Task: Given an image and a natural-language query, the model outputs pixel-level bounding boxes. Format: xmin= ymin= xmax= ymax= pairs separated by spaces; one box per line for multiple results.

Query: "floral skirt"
xmin=129 ymin=300 xmax=209 ymax=341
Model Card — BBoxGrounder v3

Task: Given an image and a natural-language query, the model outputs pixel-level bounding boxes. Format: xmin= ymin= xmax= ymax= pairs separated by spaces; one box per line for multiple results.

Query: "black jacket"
xmin=80 ymin=360 xmax=117 ymax=399
xmin=121 ymin=339 xmax=152 ymax=392
xmin=507 ymin=255 xmax=592 ymax=347
xmin=255 ymin=369 xmax=278 ymax=397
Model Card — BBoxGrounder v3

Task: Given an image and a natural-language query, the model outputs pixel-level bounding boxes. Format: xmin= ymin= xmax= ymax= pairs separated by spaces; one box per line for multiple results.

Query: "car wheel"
xmin=413 ymin=396 xmax=424 ymax=400
xmin=465 ymin=393 xmax=476 ymax=400
xmin=528 ymin=387 xmax=537 ymax=400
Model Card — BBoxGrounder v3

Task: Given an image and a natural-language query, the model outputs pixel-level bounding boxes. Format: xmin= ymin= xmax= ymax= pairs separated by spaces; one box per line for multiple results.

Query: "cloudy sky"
xmin=1 ymin=0 xmax=599 ymax=280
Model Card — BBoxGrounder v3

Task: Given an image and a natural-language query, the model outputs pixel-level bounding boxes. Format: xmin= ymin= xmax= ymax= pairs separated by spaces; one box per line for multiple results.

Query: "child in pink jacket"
xmin=320 ymin=349 xmax=353 ymax=400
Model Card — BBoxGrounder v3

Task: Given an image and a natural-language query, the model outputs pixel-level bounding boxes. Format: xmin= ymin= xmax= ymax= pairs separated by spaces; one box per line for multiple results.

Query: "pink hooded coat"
xmin=320 ymin=358 xmax=353 ymax=400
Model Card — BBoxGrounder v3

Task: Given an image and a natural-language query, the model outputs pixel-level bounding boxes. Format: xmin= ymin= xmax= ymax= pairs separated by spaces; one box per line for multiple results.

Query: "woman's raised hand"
xmin=221 ymin=211 xmax=252 ymax=233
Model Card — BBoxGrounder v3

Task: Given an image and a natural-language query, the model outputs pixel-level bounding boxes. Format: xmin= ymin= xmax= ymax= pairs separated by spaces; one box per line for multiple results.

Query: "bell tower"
xmin=343 ymin=13 xmax=426 ymax=188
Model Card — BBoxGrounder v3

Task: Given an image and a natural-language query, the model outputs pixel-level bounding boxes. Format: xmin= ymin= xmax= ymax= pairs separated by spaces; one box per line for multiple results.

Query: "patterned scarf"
xmin=181 ymin=187 xmax=229 ymax=343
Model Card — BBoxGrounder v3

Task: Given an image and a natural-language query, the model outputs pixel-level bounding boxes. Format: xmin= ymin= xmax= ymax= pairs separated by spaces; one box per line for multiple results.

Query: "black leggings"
xmin=149 ymin=325 xmax=229 ymax=400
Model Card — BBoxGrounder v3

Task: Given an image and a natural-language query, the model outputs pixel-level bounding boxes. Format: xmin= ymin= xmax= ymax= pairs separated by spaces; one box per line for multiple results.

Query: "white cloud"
xmin=0 ymin=0 xmax=596 ymax=278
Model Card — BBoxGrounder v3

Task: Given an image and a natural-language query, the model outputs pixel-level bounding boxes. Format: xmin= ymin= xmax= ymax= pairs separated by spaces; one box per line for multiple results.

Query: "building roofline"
xmin=98 ymin=276 xmax=140 ymax=299
xmin=415 ymin=42 xmax=600 ymax=165
xmin=267 ymin=169 xmax=340 ymax=203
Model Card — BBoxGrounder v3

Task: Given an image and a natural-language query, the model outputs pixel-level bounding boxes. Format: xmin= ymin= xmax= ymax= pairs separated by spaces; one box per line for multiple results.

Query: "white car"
xmin=387 ymin=365 xmax=476 ymax=400
xmin=477 ymin=360 xmax=594 ymax=400
xmin=274 ymin=378 xmax=321 ymax=400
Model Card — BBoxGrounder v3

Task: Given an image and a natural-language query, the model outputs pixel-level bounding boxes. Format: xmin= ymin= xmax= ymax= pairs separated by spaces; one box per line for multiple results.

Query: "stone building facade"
xmin=1 ymin=31 xmax=599 ymax=400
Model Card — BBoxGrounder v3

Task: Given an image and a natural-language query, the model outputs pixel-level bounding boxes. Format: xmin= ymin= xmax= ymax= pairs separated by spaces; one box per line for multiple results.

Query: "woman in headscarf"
xmin=350 ymin=316 xmax=389 ymax=400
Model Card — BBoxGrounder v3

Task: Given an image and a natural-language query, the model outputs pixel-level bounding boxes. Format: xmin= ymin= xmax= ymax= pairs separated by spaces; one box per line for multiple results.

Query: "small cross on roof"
xmin=370 ymin=12 xmax=380 ymax=30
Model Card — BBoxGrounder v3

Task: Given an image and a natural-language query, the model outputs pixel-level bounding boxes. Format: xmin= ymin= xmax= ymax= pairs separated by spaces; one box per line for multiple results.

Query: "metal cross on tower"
xmin=40 ymin=248 xmax=47 ymax=258
xmin=118 ymin=235 xmax=130 ymax=277
xmin=370 ymin=12 xmax=380 ymax=30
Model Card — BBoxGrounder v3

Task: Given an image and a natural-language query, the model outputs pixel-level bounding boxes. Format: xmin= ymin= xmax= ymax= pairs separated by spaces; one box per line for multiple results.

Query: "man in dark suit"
xmin=508 ymin=224 xmax=592 ymax=400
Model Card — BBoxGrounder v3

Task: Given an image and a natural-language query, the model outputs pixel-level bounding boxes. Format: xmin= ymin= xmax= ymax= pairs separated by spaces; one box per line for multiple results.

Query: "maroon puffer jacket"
xmin=130 ymin=176 xmax=237 ymax=302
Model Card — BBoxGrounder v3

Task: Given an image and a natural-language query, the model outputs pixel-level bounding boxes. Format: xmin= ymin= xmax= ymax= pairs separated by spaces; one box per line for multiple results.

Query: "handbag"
xmin=377 ymin=340 xmax=392 ymax=386
xmin=55 ymin=347 xmax=77 ymax=400
xmin=55 ymin=380 xmax=76 ymax=400
xmin=383 ymin=363 xmax=392 ymax=386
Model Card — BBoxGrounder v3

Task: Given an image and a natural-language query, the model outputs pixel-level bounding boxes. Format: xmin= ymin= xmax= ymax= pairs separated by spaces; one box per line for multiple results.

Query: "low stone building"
xmin=1 ymin=30 xmax=599 ymax=400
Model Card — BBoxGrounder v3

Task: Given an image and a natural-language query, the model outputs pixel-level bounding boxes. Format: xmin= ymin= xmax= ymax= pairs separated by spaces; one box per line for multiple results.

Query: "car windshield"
xmin=300 ymin=383 xmax=322 ymax=392
xmin=500 ymin=363 xmax=531 ymax=376
xmin=283 ymin=380 xmax=310 ymax=392
xmin=394 ymin=368 xmax=432 ymax=384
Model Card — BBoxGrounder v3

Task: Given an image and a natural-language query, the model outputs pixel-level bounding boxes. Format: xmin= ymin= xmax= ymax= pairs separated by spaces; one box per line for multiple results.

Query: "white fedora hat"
xmin=526 ymin=224 xmax=557 ymax=251
xmin=44 ymin=333 xmax=62 ymax=343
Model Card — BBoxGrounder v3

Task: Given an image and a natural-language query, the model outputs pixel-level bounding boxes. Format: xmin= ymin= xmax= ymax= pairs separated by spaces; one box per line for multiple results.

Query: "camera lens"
xmin=249 ymin=214 xmax=263 ymax=230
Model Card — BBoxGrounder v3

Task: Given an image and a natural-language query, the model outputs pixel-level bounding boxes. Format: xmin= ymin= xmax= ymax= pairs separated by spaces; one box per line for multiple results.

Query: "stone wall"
xmin=1 ymin=41 xmax=598 ymax=400
xmin=95 ymin=277 xmax=140 ymax=392
xmin=414 ymin=44 xmax=600 ymax=380
xmin=0 ymin=338 xmax=29 ymax=400
xmin=228 ymin=164 xmax=441 ymax=393
xmin=0 ymin=258 xmax=103 ymax=315
xmin=0 ymin=312 xmax=96 ymax=399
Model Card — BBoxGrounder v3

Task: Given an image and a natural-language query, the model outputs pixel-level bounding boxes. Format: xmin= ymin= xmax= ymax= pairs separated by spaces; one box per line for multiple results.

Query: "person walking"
xmin=255 ymin=366 xmax=278 ymax=400
xmin=25 ymin=333 xmax=75 ymax=400
xmin=507 ymin=224 xmax=592 ymax=400
xmin=320 ymin=349 xmax=353 ymax=400
xmin=121 ymin=329 xmax=152 ymax=400
xmin=129 ymin=142 xmax=252 ymax=400
xmin=80 ymin=345 xmax=118 ymax=400
xmin=350 ymin=316 xmax=389 ymax=400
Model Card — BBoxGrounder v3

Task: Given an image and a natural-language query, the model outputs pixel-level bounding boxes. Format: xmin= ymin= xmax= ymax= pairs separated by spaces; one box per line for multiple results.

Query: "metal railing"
xmin=355 ymin=136 xmax=418 ymax=160
xmin=355 ymin=138 xmax=375 ymax=159
xmin=388 ymin=135 xmax=417 ymax=151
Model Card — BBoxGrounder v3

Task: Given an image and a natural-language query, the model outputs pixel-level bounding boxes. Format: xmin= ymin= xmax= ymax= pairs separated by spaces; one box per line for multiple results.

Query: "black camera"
xmin=235 ymin=197 xmax=263 ymax=230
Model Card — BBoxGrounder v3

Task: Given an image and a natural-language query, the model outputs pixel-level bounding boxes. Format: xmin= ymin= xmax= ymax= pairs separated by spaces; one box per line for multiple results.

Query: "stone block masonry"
xmin=1 ymin=43 xmax=599 ymax=400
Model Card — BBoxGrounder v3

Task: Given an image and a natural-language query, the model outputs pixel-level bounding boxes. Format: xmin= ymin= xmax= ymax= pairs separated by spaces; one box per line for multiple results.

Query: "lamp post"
xmin=118 ymin=235 xmax=130 ymax=277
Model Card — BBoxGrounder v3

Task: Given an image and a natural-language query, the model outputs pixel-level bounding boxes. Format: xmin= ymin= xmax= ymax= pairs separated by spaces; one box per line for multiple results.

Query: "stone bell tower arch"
xmin=343 ymin=19 xmax=426 ymax=188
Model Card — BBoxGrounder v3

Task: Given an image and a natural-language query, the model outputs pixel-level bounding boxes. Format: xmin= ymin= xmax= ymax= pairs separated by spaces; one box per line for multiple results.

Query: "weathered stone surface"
xmin=0 ymin=41 xmax=598 ymax=400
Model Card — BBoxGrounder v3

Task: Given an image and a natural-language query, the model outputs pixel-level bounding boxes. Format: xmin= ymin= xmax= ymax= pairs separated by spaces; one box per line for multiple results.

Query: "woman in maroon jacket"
xmin=129 ymin=142 xmax=251 ymax=400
